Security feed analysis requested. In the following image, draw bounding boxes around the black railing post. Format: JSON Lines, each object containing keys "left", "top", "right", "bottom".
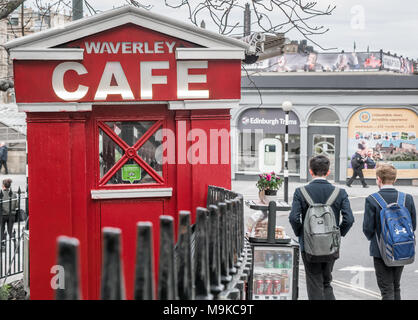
{"left": 208, "top": 205, "right": 223, "bottom": 297}
{"left": 177, "top": 211, "right": 194, "bottom": 300}
{"left": 267, "top": 201, "right": 277, "bottom": 244}
{"left": 8, "top": 189, "right": 12, "bottom": 269}
{"left": 25, "top": 185, "right": 29, "bottom": 230}
{"left": 134, "top": 222, "right": 155, "bottom": 300}
{"left": 232, "top": 199, "right": 241, "bottom": 269}
{"left": 218, "top": 202, "right": 232, "bottom": 284}
{"left": 225, "top": 200, "right": 237, "bottom": 275}
{"left": 194, "top": 207, "right": 213, "bottom": 300}
{"left": 55, "top": 236, "right": 81, "bottom": 300}
{"left": 158, "top": 216, "right": 177, "bottom": 300}
{"left": 237, "top": 196, "right": 243, "bottom": 260}
{"left": 101, "top": 227, "right": 125, "bottom": 300}
{"left": 0, "top": 190, "right": 3, "bottom": 277}
{"left": 16, "top": 187, "right": 21, "bottom": 273}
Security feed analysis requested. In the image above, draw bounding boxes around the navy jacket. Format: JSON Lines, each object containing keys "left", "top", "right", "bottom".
{"left": 0, "top": 146, "right": 7, "bottom": 161}
{"left": 363, "top": 188, "right": 416, "bottom": 258}
{"left": 289, "top": 179, "right": 355, "bottom": 252}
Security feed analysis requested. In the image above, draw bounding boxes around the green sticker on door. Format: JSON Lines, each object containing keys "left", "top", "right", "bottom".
{"left": 122, "top": 164, "right": 141, "bottom": 184}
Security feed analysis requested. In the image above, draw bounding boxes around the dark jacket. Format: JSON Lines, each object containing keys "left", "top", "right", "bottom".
{"left": 363, "top": 188, "right": 416, "bottom": 258}
{"left": 351, "top": 152, "right": 365, "bottom": 170}
{"left": 289, "top": 179, "right": 355, "bottom": 252}
{"left": 0, "top": 146, "right": 7, "bottom": 162}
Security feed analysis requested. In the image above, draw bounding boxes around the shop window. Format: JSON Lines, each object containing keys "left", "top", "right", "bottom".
{"left": 98, "top": 120, "right": 164, "bottom": 186}
{"left": 309, "top": 108, "right": 340, "bottom": 125}
{"left": 238, "top": 132, "right": 300, "bottom": 174}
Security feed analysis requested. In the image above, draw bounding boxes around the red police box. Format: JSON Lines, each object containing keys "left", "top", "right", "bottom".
{"left": 5, "top": 6, "right": 247, "bottom": 299}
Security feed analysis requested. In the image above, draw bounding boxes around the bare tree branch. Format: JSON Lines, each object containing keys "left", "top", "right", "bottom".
{"left": 0, "top": 0, "right": 25, "bottom": 20}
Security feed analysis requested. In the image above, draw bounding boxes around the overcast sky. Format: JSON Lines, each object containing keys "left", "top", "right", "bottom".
{"left": 29, "top": 0, "right": 418, "bottom": 59}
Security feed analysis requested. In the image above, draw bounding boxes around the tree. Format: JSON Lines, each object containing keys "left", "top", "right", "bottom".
{"left": 0, "top": 0, "right": 25, "bottom": 20}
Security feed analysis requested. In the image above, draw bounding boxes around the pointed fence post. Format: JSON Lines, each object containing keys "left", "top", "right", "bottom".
{"left": 158, "top": 216, "right": 177, "bottom": 300}
{"left": 208, "top": 205, "right": 223, "bottom": 297}
{"left": 225, "top": 200, "right": 237, "bottom": 275}
{"left": 176, "top": 211, "right": 194, "bottom": 299}
{"left": 134, "top": 222, "right": 155, "bottom": 300}
{"left": 101, "top": 227, "right": 125, "bottom": 300}
{"left": 194, "top": 207, "right": 213, "bottom": 300}
{"left": 0, "top": 190, "right": 3, "bottom": 277}
{"left": 25, "top": 185, "right": 29, "bottom": 230}
{"left": 218, "top": 202, "right": 231, "bottom": 284}
{"left": 55, "top": 236, "right": 81, "bottom": 300}
{"left": 233, "top": 199, "right": 242, "bottom": 268}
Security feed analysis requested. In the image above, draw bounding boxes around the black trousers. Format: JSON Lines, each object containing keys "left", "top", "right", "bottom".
{"left": 0, "top": 215, "right": 15, "bottom": 244}
{"left": 373, "top": 257, "right": 404, "bottom": 300}
{"left": 347, "top": 168, "right": 367, "bottom": 186}
{"left": 302, "top": 252, "right": 336, "bottom": 300}
{"left": 0, "top": 160, "right": 8, "bottom": 174}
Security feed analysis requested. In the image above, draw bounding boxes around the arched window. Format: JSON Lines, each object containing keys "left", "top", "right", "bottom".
{"left": 309, "top": 108, "right": 340, "bottom": 125}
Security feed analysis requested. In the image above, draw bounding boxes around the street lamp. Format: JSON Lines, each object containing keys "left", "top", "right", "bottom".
{"left": 281, "top": 101, "right": 293, "bottom": 204}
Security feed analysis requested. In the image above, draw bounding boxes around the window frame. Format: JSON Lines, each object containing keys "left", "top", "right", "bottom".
{"left": 95, "top": 115, "right": 168, "bottom": 189}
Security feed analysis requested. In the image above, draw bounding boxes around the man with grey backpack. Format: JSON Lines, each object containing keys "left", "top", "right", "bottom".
{"left": 289, "top": 155, "right": 354, "bottom": 300}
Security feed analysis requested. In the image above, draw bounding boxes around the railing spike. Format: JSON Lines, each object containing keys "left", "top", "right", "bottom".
{"left": 55, "top": 236, "right": 81, "bottom": 300}
{"left": 101, "top": 227, "right": 125, "bottom": 300}
{"left": 134, "top": 222, "right": 155, "bottom": 300}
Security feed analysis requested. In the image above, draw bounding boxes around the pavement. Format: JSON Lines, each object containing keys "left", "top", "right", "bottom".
{"left": 233, "top": 179, "right": 418, "bottom": 300}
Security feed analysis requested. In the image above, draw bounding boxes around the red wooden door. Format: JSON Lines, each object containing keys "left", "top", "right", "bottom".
{"left": 91, "top": 105, "right": 176, "bottom": 299}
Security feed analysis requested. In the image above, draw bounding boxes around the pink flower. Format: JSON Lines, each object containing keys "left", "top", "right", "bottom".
{"left": 266, "top": 174, "right": 271, "bottom": 181}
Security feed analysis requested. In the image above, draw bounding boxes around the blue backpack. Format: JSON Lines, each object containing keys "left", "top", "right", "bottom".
{"left": 371, "top": 192, "right": 415, "bottom": 266}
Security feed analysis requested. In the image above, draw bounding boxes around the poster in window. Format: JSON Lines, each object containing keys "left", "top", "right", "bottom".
{"left": 347, "top": 108, "right": 418, "bottom": 179}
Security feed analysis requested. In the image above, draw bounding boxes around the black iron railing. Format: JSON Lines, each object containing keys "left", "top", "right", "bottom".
{"left": 54, "top": 185, "right": 252, "bottom": 300}
{"left": 0, "top": 186, "right": 29, "bottom": 280}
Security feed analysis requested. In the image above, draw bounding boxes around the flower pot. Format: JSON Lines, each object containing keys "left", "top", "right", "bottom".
{"left": 263, "top": 189, "right": 277, "bottom": 204}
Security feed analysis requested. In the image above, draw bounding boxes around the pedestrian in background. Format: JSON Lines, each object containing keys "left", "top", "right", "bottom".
{"left": 363, "top": 163, "right": 416, "bottom": 300}
{"left": 289, "top": 155, "right": 354, "bottom": 300}
{"left": 0, "top": 142, "right": 8, "bottom": 174}
{"left": 1, "top": 178, "right": 17, "bottom": 251}
{"left": 346, "top": 143, "right": 368, "bottom": 188}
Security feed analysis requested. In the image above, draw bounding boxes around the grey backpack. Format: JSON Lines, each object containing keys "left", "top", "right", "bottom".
{"left": 300, "top": 186, "right": 341, "bottom": 262}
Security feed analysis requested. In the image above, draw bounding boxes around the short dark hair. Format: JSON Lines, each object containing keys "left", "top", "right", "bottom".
{"left": 2, "top": 178, "right": 12, "bottom": 189}
{"left": 309, "top": 155, "right": 330, "bottom": 176}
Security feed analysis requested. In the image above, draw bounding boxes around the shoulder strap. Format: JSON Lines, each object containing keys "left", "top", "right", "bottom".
{"left": 299, "top": 186, "right": 314, "bottom": 206}
{"left": 397, "top": 192, "right": 406, "bottom": 207}
{"left": 370, "top": 192, "right": 387, "bottom": 209}
{"left": 326, "top": 187, "right": 340, "bottom": 206}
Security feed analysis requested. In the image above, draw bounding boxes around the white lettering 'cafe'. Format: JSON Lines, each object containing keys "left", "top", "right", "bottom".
{"left": 51, "top": 60, "right": 209, "bottom": 101}
{"left": 84, "top": 41, "right": 177, "bottom": 54}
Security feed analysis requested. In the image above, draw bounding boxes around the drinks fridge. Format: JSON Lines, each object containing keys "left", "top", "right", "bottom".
{"left": 249, "top": 241, "right": 299, "bottom": 300}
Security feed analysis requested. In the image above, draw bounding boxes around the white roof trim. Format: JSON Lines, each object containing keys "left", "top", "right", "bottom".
{"left": 17, "top": 103, "right": 92, "bottom": 112}
{"left": 168, "top": 99, "right": 240, "bottom": 110}
{"left": 4, "top": 6, "right": 248, "bottom": 51}
{"left": 10, "top": 48, "right": 84, "bottom": 60}
{"left": 176, "top": 48, "right": 245, "bottom": 60}
{"left": 91, "top": 188, "right": 173, "bottom": 199}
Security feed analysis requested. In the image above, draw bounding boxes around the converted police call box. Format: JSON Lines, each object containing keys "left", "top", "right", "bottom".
{"left": 5, "top": 6, "right": 247, "bottom": 299}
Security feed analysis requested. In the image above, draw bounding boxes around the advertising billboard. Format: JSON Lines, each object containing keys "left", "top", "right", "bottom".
{"left": 347, "top": 108, "right": 418, "bottom": 179}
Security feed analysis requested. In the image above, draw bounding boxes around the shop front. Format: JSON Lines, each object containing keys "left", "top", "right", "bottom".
{"left": 238, "top": 73, "right": 418, "bottom": 184}
{"left": 6, "top": 6, "right": 247, "bottom": 299}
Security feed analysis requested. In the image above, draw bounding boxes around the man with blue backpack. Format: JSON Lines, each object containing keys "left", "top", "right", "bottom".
{"left": 363, "top": 163, "right": 416, "bottom": 300}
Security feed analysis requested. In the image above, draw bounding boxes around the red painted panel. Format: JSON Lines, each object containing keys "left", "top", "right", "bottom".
{"left": 28, "top": 120, "right": 73, "bottom": 300}
{"left": 100, "top": 199, "right": 166, "bottom": 300}
{"left": 189, "top": 109, "right": 232, "bottom": 213}
{"left": 13, "top": 24, "right": 241, "bottom": 103}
